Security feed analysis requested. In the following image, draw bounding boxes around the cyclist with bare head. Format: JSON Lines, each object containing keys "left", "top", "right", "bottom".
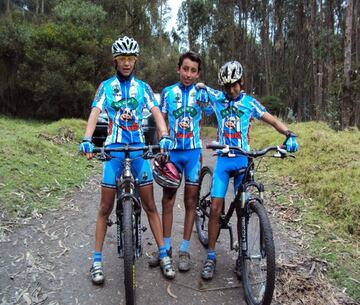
{"left": 149, "top": 51, "right": 213, "bottom": 272}
{"left": 79, "top": 36, "right": 175, "bottom": 284}
{"left": 197, "top": 60, "right": 299, "bottom": 280}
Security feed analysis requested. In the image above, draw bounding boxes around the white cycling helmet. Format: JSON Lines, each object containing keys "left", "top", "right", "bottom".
{"left": 112, "top": 36, "right": 140, "bottom": 57}
{"left": 218, "top": 61, "right": 243, "bottom": 85}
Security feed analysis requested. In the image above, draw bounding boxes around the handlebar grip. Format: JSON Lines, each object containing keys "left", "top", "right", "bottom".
{"left": 206, "top": 143, "right": 226, "bottom": 150}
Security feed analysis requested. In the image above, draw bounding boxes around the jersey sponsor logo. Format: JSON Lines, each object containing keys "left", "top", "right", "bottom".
{"left": 120, "top": 107, "right": 133, "bottom": 122}
{"left": 111, "top": 98, "right": 139, "bottom": 111}
{"left": 178, "top": 116, "right": 191, "bottom": 130}
{"left": 173, "top": 106, "right": 197, "bottom": 119}
{"left": 112, "top": 84, "right": 121, "bottom": 96}
{"left": 120, "top": 123, "right": 139, "bottom": 131}
{"left": 220, "top": 106, "right": 244, "bottom": 119}
{"left": 175, "top": 131, "right": 194, "bottom": 138}
{"left": 224, "top": 132, "right": 241, "bottom": 139}
{"left": 224, "top": 116, "right": 237, "bottom": 129}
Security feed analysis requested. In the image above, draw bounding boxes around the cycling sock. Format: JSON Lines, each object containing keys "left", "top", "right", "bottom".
{"left": 164, "top": 237, "right": 172, "bottom": 251}
{"left": 93, "top": 251, "right": 102, "bottom": 265}
{"left": 159, "top": 245, "right": 167, "bottom": 259}
{"left": 179, "top": 239, "right": 190, "bottom": 252}
{"left": 207, "top": 249, "right": 216, "bottom": 261}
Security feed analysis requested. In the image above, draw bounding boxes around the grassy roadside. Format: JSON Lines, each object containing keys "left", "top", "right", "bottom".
{"left": 0, "top": 116, "right": 95, "bottom": 218}
{"left": 205, "top": 122, "right": 360, "bottom": 300}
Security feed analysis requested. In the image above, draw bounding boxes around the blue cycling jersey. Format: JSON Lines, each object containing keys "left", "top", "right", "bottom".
{"left": 160, "top": 82, "right": 213, "bottom": 150}
{"left": 92, "top": 74, "right": 158, "bottom": 146}
{"left": 205, "top": 86, "right": 267, "bottom": 151}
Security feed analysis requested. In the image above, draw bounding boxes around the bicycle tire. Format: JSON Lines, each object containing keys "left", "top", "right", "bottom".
{"left": 195, "top": 166, "right": 213, "bottom": 248}
{"left": 122, "top": 198, "right": 136, "bottom": 305}
{"left": 241, "top": 199, "right": 275, "bottom": 305}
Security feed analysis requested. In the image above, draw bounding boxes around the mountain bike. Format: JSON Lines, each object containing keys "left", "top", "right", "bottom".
{"left": 93, "top": 144, "right": 159, "bottom": 305}
{"left": 195, "top": 143, "right": 293, "bottom": 305}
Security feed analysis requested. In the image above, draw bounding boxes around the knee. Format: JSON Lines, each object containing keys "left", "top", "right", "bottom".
{"left": 210, "top": 203, "right": 223, "bottom": 217}
{"left": 142, "top": 200, "right": 158, "bottom": 215}
{"left": 184, "top": 193, "right": 197, "bottom": 209}
{"left": 98, "top": 201, "right": 113, "bottom": 218}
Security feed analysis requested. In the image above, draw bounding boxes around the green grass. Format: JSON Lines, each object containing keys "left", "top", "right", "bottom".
{"left": 203, "top": 121, "right": 360, "bottom": 300}
{"left": 0, "top": 116, "right": 94, "bottom": 218}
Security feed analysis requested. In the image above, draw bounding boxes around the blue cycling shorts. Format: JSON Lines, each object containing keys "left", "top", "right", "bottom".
{"left": 169, "top": 149, "right": 202, "bottom": 185}
{"left": 101, "top": 143, "right": 153, "bottom": 189}
{"left": 211, "top": 155, "right": 248, "bottom": 198}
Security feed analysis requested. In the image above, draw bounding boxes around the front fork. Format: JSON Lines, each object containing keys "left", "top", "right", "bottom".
{"left": 237, "top": 183, "right": 265, "bottom": 258}
{"left": 115, "top": 189, "right": 143, "bottom": 258}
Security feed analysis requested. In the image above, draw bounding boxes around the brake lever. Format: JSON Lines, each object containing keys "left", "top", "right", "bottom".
{"left": 273, "top": 146, "right": 288, "bottom": 158}
{"left": 143, "top": 151, "right": 154, "bottom": 159}
{"left": 96, "top": 152, "right": 112, "bottom": 161}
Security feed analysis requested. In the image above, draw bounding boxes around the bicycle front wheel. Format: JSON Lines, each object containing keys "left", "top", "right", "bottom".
{"left": 122, "top": 198, "right": 136, "bottom": 305}
{"left": 241, "top": 199, "right": 275, "bottom": 305}
{"left": 195, "top": 166, "right": 213, "bottom": 248}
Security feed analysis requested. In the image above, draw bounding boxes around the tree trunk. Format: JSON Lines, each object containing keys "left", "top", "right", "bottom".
{"left": 311, "top": 0, "right": 319, "bottom": 120}
{"left": 342, "top": 0, "right": 353, "bottom": 129}
{"left": 355, "top": 0, "right": 360, "bottom": 127}
{"left": 6, "top": 0, "right": 11, "bottom": 14}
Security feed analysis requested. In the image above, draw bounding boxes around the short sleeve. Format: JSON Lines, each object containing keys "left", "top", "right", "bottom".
{"left": 144, "top": 83, "right": 158, "bottom": 110}
{"left": 160, "top": 89, "right": 168, "bottom": 113}
{"left": 91, "top": 82, "right": 106, "bottom": 111}
{"left": 251, "top": 98, "right": 267, "bottom": 119}
{"left": 205, "top": 86, "right": 226, "bottom": 104}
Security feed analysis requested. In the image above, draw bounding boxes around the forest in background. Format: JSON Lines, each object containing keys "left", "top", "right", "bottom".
{"left": 0, "top": 0, "right": 359, "bottom": 130}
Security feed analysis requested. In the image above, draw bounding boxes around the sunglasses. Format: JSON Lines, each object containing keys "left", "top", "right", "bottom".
{"left": 115, "top": 56, "right": 137, "bottom": 64}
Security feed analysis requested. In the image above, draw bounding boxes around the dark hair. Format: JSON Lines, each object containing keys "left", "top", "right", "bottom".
{"left": 178, "top": 51, "right": 201, "bottom": 71}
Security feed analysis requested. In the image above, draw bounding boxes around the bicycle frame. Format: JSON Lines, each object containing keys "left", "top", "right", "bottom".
{"left": 206, "top": 158, "right": 265, "bottom": 251}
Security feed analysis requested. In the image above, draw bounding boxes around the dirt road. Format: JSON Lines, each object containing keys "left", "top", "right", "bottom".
{"left": 0, "top": 141, "right": 358, "bottom": 305}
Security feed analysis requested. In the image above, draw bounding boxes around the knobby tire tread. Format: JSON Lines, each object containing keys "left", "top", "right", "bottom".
{"left": 195, "top": 166, "right": 213, "bottom": 248}
{"left": 242, "top": 200, "right": 275, "bottom": 305}
{"left": 123, "top": 198, "right": 136, "bottom": 305}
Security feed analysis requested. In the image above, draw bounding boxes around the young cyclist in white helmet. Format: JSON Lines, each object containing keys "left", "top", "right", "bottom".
{"left": 197, "top": 60, "right": 299, "bottom": 280}
{"left": 79, "top": 36, "right": 176, "bottom": 284}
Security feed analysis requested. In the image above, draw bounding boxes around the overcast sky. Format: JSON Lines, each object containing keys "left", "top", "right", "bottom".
{"left": 166, "top": 0, "right": 183, "bottom": 32}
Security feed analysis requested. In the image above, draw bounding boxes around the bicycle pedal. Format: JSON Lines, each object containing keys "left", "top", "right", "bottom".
{"left": 233, "top": 241, "right": 239, "bottom": 251}
{"left": 141, "top": 225, "right": 147, "bottom": 232}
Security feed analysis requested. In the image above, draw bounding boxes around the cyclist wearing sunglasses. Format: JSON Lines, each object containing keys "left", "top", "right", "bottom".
{"left": 197, "top": 60, "right": 299, "bottom": 280}
{"left": 79, "top": 36, "right": 175, "bottom": 284}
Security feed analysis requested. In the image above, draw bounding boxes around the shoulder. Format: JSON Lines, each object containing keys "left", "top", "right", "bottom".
{"left": 102, "top": 75, "right": 117, "bottom": 86}
{"left": 164, "top": 83, "right": 179, "bottom": 92}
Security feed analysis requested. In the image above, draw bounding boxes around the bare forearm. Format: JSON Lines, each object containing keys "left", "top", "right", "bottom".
{"left": 262, "top": 112, "right": 289, "bottom": 136}
{"left": 84, "top": 107, "right": 101, "bottom": 138}
{"left": 151, "top": 107, "right": 169, "bottom": 137}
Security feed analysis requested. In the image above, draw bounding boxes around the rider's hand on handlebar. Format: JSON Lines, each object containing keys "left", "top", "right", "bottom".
{"left": 283, "top": 131, "right": 299, "bottom": 152}
{"left": 159, "top": 136, "right": 174, "bottom": 152}
{"left": 79, "top": 137, "right": 95, "bottom": 159}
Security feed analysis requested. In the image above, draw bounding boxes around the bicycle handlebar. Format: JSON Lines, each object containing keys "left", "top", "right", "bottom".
{"left": 93, "top": 144, "right": 160, "bottom": 154}
{"left": 206, "top": 143, "right": 289, "bottom": 158}
{"left": 93, "top": 144, "right": 161, "bottom": 161}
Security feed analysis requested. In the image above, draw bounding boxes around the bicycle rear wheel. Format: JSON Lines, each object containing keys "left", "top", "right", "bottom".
{"left": 122, "top": 198, "right": 136, "bottom": 305}
{"left": 241, "top": 199, "right": 275, "bottom": 305}
{"left": 195, "top": 166, "right": 213, "bottom": 248}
